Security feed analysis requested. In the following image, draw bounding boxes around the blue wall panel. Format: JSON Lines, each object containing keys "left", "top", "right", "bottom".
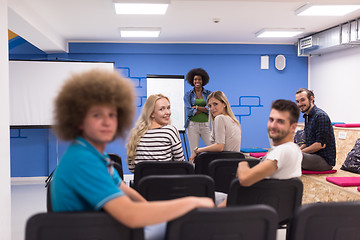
{"left": 9, "top": 42, "right": 308, "bottom": 177}
{"left": 9, "top": 36, "right": 47, "bottom": 59}
{"left": 10, "top": 129, "right": 49, "bottom": 177}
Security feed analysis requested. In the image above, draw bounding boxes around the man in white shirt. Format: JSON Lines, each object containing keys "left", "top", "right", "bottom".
{"left": 236, "top": 99, "right": 302, "bottom": 186}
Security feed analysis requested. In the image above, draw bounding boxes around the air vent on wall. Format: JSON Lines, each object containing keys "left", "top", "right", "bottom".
{"left": 298, "top": 17, "right": 360, "bottom": 56}
{"left": 341, "top": 20, "right": 360, "bottom": 45}
{"left": 299, "top": 36, "right": 313, "bottom": 49}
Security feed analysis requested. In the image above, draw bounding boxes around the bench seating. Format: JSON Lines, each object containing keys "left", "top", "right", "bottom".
{"left": 301, "top": 167, "right": 360, "bottom": 204}
{"left": 298, "top": 124, "right": 360, "bottom": 204}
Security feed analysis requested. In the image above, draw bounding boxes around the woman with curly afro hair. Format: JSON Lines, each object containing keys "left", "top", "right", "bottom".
{"left": 50, "top": 69, "right": 214, "bottom": 239}
{"left": 184, "top": 68, "right": 212, "bottom": 155}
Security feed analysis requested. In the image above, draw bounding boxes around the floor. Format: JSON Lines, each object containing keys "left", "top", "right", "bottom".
{"left": 11, "top": 177, "right": 286, "bottom": 240}
{"left": 11, "top": 179, "right": 46, "bottom": 240}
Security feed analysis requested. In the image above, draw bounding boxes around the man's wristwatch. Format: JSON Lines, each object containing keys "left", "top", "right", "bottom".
{"left": 193, "top": 146, "right": 199, "bottom": 154}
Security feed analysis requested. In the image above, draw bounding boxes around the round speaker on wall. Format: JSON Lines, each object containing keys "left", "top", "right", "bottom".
{"left": 275, "top": 55, "right": 286, "bottom": 70}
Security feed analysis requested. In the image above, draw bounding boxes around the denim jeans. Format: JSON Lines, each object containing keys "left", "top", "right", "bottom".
{"left": 144, "top": 222, "right": 167, "bottom": 240}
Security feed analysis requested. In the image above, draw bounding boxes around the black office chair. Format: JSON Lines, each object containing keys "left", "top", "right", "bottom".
{"left": 46, "top": 182, "right": 53, "bottom": 212}
{"left": 227, "top": 177, "right": 303, "bottom": 227}
{"left": 25, "top": 212, "right": 144, "bottom": 240}
{"left": 108, "top": 153, "right": 124, "bottom": 180}
{"left": 194, "top": 151, "right": 245, "bottom": 175}
{"left": 137, "top": 175, "right": 215, "bottom": 202}
{"left": 45, "top": 153, "right": 123, "bottom": 187}
{"left": 166, "top": 205, "right": 278, "bottom": 240}
{"left": 287, "top": 201, "right": 360, "bottom": 240}
{"left": 208, "top": 158, "right": 260, "bottom": 193}
{"left": 132, "top": 161, "right": 194, "bottom": 189}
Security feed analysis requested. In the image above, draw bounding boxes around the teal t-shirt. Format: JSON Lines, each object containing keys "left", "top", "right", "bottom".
{"left": 51, "top": 137, "right": 124, "bottom": 211}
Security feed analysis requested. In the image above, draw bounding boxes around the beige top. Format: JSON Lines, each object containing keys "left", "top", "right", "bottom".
{"left": 211, "top": 115, "right": 241, "bottom": 151}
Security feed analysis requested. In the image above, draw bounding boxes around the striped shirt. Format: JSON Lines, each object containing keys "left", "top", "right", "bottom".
{"left": 128, "top": 125, "right": 185, "bottom": 172}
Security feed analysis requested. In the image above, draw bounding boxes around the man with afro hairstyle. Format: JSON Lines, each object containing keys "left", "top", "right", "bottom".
{"left": 50, "top": 69, "right": 214, "bottom": 239}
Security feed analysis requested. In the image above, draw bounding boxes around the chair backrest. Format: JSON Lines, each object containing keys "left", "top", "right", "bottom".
{"left": 208, "top": 158, "right": 260, "bottom": 193}
{"left": 133, "top": 161, "right": 194, "bottom": 188}
{"left": 227, "top": 177, "right": 303, "bottom": 226}
{"left": 194, "top": 151, "right": 245, "bottom": 175}
{"left": 46, "top": 182, "right": 53, "bottom": 212}
{"left": 137, "top": 175, "right": 215, "bottom": 202}
{"left": 166, "top": 205, "right": 278, "bottom": 240}
{"left": 287, "top": 201, "right": 360, "bottom": 240}
{"left": 26, "top": 212, "right": 144, "bottom": 240}
{"left": 108, "top": 153, "right": 124, "bottom": 180}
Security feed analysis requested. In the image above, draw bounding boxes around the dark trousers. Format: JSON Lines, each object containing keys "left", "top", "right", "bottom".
{"left": 302, "top": 153, "right": 333, "bottom": 171}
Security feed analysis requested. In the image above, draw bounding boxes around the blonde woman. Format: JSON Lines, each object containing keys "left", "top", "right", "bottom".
{"left": 190, "top": 91, "right": 241, "bottom": 163}
{"left": 127, "top": 94, "right": 185, "bottom": 172}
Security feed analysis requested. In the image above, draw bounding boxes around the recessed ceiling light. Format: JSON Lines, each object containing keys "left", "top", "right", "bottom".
{"left": 256, "top": 29, "right": 304, "bottom": 38}
{"left": 295, "top": 4, "right": 360, "bottom": 16}
{"left": 119, "top": 28, "right": 161, "bottom": 38}
{"left": 114, "top": 1, "right": 169, "bottom": 15}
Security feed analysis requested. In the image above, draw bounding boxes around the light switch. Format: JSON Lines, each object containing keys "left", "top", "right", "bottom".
{"left": 261, "top": 55, "right": 269, "bottom": 69}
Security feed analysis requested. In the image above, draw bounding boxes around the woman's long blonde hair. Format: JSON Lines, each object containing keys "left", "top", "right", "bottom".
{"left": 126, "top": 94, "right": 170, "bottom": 163}
{"left": 207, "top": 91, "right": 240, "bottom": 127}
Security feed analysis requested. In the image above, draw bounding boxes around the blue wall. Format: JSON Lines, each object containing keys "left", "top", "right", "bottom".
{"left": 9, "top": 35, "right": 47, "bottom": 59}
{"left": 9, "top": 42, "right": 308, "bottom": 177}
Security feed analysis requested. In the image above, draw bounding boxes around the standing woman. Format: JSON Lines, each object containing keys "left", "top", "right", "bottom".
{"left": 190, "top": 91, "right": 241, "bottom": 162}
{"left": 127, "top": 94, "right": 185, "bottom": 172}
{"left": 184, "top": 68, "right": 212, "bottom": 155}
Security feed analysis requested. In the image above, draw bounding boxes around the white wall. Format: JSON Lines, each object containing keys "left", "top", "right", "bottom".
{"left": 310, "top": 46, "right": 360, "bottom": 123}
{"left": 0, "top": 0, "right": 12, "bottom": 239}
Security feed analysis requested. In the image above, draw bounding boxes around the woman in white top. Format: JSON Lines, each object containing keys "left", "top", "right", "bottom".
{"left": 127, "top": 94, "right": 185, "bottom": 172}
{"left": 190, "top": 91, "right": 241, "bottom": 162}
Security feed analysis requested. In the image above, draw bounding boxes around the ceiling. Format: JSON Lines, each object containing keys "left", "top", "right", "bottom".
{"left": 7, "top": 0, "right": 360, "bottom": 53}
